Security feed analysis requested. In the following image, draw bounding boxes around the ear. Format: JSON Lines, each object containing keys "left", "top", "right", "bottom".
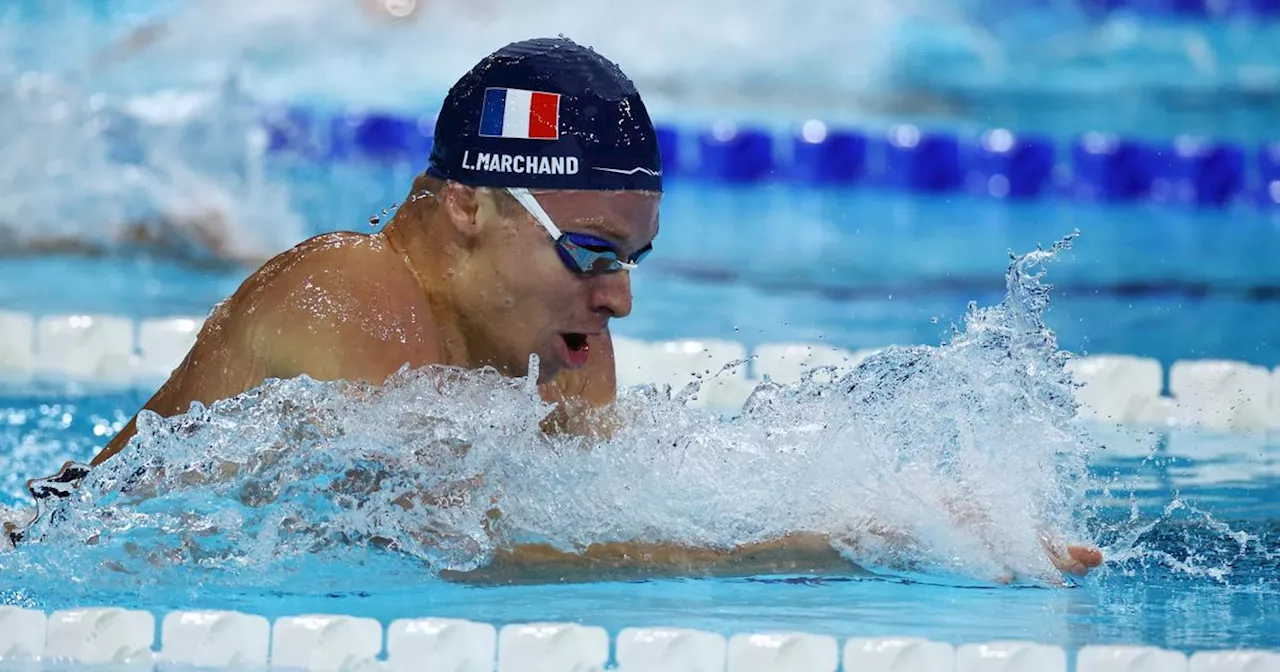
{"left": 441, "top": 181, "right": 481, "bottom": 238}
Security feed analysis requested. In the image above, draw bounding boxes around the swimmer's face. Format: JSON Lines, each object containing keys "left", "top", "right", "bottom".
{"left": 456, "top": 186, "right": 660, "bottom": 383}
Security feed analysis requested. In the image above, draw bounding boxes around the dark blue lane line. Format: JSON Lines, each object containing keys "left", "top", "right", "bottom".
{"left": 651, "top": 262, "right": 1280, "bottom": 302}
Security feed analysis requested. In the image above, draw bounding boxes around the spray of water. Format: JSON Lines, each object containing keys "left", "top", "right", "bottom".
{"left": 0, "top": 69, "right": 305, "bottom": 266}
{"left": 0, "top": 2, "right": 306, "bottom": 266}
{"left": 0, "top": 233, "right": 1119, "bottom": 592}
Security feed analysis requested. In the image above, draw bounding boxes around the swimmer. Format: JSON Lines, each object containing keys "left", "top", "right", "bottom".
{"left": 18, "top": 37, "right": 1103, "bottom": 583}
{"left": 0, "top": 211, "right": 259, "bottom": 269}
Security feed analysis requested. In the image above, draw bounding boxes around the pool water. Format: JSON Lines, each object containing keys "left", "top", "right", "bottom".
{"left": 0, "top": 386, "right": 1277, "bottom": 652}
{"left": 4, "top": 0, "right": 1280, "bottom": 661}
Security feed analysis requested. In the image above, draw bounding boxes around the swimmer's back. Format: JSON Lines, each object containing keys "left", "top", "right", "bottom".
{"left": 91, "top": 231, "right": 442, "bottom": 465}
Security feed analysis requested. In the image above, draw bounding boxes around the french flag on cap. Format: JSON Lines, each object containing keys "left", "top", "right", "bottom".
{"left": 479, "top": 87, "right": 561, "bottom": 140}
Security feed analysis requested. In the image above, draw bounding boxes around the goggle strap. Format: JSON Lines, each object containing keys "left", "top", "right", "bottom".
{"left": 508, "top": 186, "right": 638, "bottom": 272}
{"left": 507, "top": 187, "right": 564, "bottom": 239}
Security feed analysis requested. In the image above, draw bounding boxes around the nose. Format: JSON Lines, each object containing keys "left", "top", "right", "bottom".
{"left": 589, "top": 270, "right": 633, "bottom": 319}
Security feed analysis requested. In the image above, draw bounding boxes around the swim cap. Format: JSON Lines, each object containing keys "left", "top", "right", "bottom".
{"left": 425, "top": 37, "right": 663, "bottom": 192}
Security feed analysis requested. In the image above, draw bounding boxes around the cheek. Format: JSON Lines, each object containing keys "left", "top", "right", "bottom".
{"left": 488, "top": 248, "right": 572, "bottom": 313}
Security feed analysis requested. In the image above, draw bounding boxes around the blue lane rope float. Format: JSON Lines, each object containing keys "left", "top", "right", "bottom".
{"left": 253, "top": 105, "right": 1280, "bottom": 210}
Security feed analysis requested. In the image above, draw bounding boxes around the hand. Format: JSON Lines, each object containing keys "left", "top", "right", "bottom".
{"left": 1039, "top": 528, "right": 1104, "bottom": 577}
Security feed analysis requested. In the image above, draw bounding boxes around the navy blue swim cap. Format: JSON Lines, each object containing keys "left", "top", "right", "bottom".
{"left": 425, "top": 37, "right": 662, "bottom": 192}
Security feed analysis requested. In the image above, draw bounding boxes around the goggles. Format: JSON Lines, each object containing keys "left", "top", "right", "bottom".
{"left": 507, "top": 187, "right": 652, "bottom": 275}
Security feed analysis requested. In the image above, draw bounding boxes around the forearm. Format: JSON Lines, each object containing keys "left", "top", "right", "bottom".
{"left": 441, "top": 533, "right": 864, "bottom": 585}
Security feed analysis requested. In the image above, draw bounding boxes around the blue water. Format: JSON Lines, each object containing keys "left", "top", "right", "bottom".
{"left": 3, "top": 0, "right": 1280, "bottom": 659}
{"left": 0, "top": 385, "right": 1277, "bottom": 652}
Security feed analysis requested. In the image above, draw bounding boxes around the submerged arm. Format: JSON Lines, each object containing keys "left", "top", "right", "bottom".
{"left": 442, "top": 531, "right": 1103, "bottom": 586}
{"left": 441, "top": 532, "right": 861, "bottom": 585}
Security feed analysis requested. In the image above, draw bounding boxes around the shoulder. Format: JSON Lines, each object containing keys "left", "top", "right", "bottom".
{"left": 233, "top": 232, "right": 415, "bottom": 313}
{"left": 246, "top": 231, "right": 389, "bottom": 293}
{"left": 223, "top": 232, "right": 440, "bottom": 381}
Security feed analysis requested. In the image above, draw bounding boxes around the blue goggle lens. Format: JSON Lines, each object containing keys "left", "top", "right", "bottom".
{"left": 555, "top": 232, "right": 652, "bottom": 274}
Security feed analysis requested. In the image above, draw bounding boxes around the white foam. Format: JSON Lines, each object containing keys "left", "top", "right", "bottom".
{"left": 726, "top": 632, "right": 839, "bottom": 672}
{"left": 497, "top": 622, "right": 609, "bottom": 672}
{"left": 0, "top": 607, "right": 46, "bottom": 662}
{"left": 1169, "top": 360, "right": 1272, "bottom": 431}
{"left": 841, "top": 637, "right": 955, "bottom": 671}
{"left": 386, "top": 618, "right": 496, "bottom": 672}
{"left": 1077, "top": 645, "right": 1188, "bottom": 672}
{"left": 955, "top": 641, "right": 1066, "bottom": 672}
{"left": 44, "top": 607, "right": 154, "bottom": 665}
{"left": 0, "top": 310, "right": 34, "bottom": 381}
{"left": 1065, "top": 355, "right": 1163, "bottom": 424}
{"left": 616, "top": 627, "right": 726, "bottom": 672}
{"left": 159, "top": 610, "right": 271, "bottom": 669}
{"left": 271, "top": 614, "right": 383, "bottom": 672}
{"left": 34, "top": 314, "right": 137, "bottom": 383}
{"left": 1189, "top": 650, "right": 1280, "bottom": 671}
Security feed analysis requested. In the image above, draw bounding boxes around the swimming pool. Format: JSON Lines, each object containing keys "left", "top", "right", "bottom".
{"left": 3, "top": 0, "right": 1280, "bottom": 669}
{"left": 2, "top": 380, "right": 1278, "bottom": 651}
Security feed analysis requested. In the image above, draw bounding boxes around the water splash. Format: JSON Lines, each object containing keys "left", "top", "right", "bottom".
{"left": 1096, "top": 496, "right": 1276, "bottom": 585}
{"left": 0, "top": 233, "right": 1121, "bottom": 592}
{"left": 0, "top": 69, "right": 304, "bottom": 266}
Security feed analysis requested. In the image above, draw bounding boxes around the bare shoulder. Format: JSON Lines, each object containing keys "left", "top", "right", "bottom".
{"left": 88, "top": 232, "right": 435, "bottom": 465}
{"left": 226, "top": 232, "right": 441, "bottom": 383}
{"left": 240, "top": 231, "right": 391, "bottom": 294}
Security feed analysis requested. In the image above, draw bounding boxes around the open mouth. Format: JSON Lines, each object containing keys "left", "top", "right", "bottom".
{"left": 562, "top": 333, "right": 589, "bottom": 353}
